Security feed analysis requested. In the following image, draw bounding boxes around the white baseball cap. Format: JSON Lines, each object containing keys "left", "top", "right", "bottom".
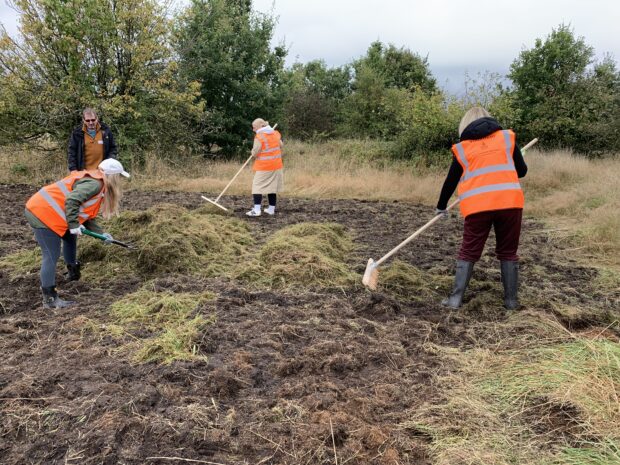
{"left": 98, "top": 158, "right": 130, "bottom": 178}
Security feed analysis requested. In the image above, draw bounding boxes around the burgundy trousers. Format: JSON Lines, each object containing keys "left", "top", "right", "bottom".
{"left": 458, "top": 208, "right": 522, "bottom": 262}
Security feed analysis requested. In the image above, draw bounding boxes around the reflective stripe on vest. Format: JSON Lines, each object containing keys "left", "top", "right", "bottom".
{"left": 25, "top": 170, "right": 104, "bottom": 236}
{"left": 452, "top": 129, "right": 524, "bottom": 217}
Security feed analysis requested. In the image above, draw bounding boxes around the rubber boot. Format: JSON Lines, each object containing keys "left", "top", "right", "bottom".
{"left": 66, "top": 261, "right": 81, "bottom": 281}
{"left": 441, "top": 260, "right": 474, "bottom": 308}
{"left": 500, "top": 260, "right": 519, "bottom": 310}
{"left": 41, "top": 286, "right": 75, "bottom": 309}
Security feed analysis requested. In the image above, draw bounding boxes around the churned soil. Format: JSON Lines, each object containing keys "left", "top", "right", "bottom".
{"left": 0, "top": 184, "right": 617, "bottom": 465}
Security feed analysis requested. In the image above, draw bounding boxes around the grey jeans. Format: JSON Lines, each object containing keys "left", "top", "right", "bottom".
{"left": 32, "top": 228, "right": 77, "bottom": 288}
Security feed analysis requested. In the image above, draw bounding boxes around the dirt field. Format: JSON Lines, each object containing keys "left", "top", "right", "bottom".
{"left": 1, "top": 184, "right": 618, "bottom": 465}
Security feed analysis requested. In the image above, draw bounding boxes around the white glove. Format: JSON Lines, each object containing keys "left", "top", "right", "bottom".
{"left": 435, "top": 208, "right": 448, "bottom": 218}
{"left": 102, "top": 232, "right": 114, "bottom": 244}
{"left": 70, "top": 225, "right": 85, "bottom": 235}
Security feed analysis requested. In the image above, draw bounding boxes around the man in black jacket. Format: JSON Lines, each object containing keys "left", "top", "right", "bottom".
{"left": 67, "top": 108, "right": 118, "bottom": 171}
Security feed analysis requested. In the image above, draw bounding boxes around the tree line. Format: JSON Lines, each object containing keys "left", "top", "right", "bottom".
{"left": 0, "top": 0, "right": 618, "bottom": 164}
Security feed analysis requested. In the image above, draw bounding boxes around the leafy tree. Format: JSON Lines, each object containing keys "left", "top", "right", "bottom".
{"left": 392, "top": 89, "right": 461, "bottom": 164}
{"left": 0, "top": 0, "right": 204, "bottom": 162}
{"left": 356, "top": 41, "right": 437, "bottom": 93}
{"left": 281, "top": 60, "right": 352, "bottom": 140}
{"left": 340, "top": 41, "right": 438, "bottom": 139}
{"left": 508, "top": 24, "right": 620, "bottom": 154}
{"left": 174, "top": 0, "right": 287, "bottom": 155}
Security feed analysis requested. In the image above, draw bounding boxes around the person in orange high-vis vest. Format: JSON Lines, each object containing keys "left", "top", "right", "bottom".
{"left": 435, "top": 107, "right": 528, "bottom": 309}
{"left": 246, "top": 118, "right": 284, "bottom": 217}
{"left": 24, "top": 159, "right": 130, "bottom": 309}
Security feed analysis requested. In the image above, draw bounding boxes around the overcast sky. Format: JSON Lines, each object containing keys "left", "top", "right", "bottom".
{"left": 2, "top": 0, "right": 618, "bottom": 93}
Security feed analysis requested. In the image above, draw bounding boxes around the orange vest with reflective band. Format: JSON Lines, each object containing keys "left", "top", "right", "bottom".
{"left": 25, "top": 170, "right": 105, "bottom": 236}
{"left": 253, "top": 129, "right": 283, "bottom": 171}
{"left": 452, "top": 129, "right": 524, "bottom": 218}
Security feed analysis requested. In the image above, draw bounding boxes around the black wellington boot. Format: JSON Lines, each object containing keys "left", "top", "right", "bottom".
{"left": 500, "top": 260, "right": 519, "bottom": 310}
{"left": 41, "top": 287, "right": 75, "bottom": 309}
{"left": 441, "top": 260, "right": 474, "bottom": 308}
{"left": 66, "top": 261, "right": 81, "bottom": 281}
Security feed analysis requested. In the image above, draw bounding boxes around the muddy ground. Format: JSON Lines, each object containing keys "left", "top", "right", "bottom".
{"left": 0, "top": 184, "right": 618, "bottom": 465}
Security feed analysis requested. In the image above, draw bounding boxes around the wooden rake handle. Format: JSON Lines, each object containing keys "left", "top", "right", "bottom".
{"left": 374, "top": 137, "right": 539, "bottom": 268}
{"left": 374, "top": 198, "right": 460, "bottom": 267}
{"left": 214, "top": 154, "right": 253, "bottom": 203}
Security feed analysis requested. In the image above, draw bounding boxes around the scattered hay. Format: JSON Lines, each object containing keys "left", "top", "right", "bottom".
{"left": 0, "top": 248, "right": 41, "bottom": 279}
{"left": 79, "top": 203, "right": 253, "bottom": 281}
{"left": 109, "top": 286, "right": 214, "bottom": 329}
{"left": 106, "top": 284, "right": 215, "bottom": 364}
{"left": 379, "top": 260, "right": 451, "bottom": 301}
{"left": 411, "top": 337, "right": 620, "bottom": 465}
{"left": 237, "top": 222, "right": 357, "bottom": 288}
{"left": 133, "top": 315, "right": 210, "bottom": 364}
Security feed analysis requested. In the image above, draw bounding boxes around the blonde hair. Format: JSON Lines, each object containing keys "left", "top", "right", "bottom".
{"left": 100, "top": 173, "right": 123, "bottom": 219}
{"left": 252, "top": 118, "right": 269, "bottom": 129}
{"left": 458, "top": 106, "right": 491, "bottom": 137}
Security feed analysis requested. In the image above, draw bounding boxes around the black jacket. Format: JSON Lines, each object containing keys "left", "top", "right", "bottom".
{"left": 67, "top": 122, "right": 118, "bottom": 171}
{"left": 436, "top": 118, "right": 527, "bottom": 210}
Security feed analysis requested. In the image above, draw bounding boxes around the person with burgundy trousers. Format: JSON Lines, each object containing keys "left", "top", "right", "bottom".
{"left": 436, "top": 107, "right": 528, "bottom": 309}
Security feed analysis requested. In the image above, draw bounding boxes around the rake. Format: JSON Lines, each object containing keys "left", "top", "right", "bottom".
{"left": 362, "top": 137, "right": 539, "bottom": 290}
{"left": 202, "top": 123, "right": 277, "bottom": 211}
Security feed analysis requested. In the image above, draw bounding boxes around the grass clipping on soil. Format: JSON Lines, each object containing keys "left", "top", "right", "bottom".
{"left": 107, "top": 285, "right": 215, "bottom": 364}
{"left": 408, "top": 321, "right": 620, "bottom": 465}
{"left": 238, "top": 222, "right": 358, "bottom": 289}
{"left": 79, "top": 203, "right": 253, "bottom": 281}
{"left": 379, "top": 260, "right": 452, "bottom": 301}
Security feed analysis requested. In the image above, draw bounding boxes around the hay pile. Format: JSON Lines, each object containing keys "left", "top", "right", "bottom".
{"left": 238, "top": 222, "right": 358, "bottom": 288}
{"left": 80, "top": 204, "right": 253, "bottom": 281}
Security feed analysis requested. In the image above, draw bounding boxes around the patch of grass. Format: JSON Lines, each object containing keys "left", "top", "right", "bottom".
{"left": 238, "top": 222, "right": 358, "bottom": 288}
{"left": 379, "top": 260, "right": 451, "bottom": 301}
{"left": 0, "top": 248, "right": 41, "bottom": 279}
{"left": 106, "top": 284, "right": 215, "bottom": 364}
{"left": 80, "top": 203, "right": 253, "bottom": 281}
{"left": 411, "top": 325, "right": 620, "bottom": 465}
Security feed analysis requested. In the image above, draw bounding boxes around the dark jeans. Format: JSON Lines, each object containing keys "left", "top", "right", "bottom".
{"left": 253, "top": 193, "right": 276, "bottom": 206}
{"left": 458, "top": 208, "right": 522, "bottom": 262}
{"left": 32, "top": 228, "right": 77, "bottom": 287}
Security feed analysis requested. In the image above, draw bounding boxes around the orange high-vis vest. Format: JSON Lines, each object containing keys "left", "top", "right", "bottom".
{"left": 25, "top": 170, "right": 105, "bottom": 236}
{"left": 253, "top": 129, "right": 283, "bottom": 171}
{"left": 452, "top": 129, "right": 524, "bottom": 218}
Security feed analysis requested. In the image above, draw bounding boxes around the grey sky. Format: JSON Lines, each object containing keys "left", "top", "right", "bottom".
{"left": 2, "top": 0, "right": 618, "bottom": 93}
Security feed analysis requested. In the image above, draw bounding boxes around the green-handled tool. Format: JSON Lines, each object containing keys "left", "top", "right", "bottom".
{"left": 82, "top": 229, "right": 135, "bottom": 249}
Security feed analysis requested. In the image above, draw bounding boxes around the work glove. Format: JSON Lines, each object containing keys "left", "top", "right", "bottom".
{"left": 70, "top": 225, "right": 85, "bottom": 235}
{"left": 102, "top": 232, "right": 114, "bottom": 244}
{"left": 435, "top": 208, "right": 448, "bottom": 219}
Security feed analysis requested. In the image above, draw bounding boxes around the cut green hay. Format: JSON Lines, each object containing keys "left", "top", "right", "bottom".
{"left": 132, "top": 315, "right": 211, "bottom": 365}
{"left": 411, "top": 335, "right": 620, "bottom": 465}
{"left": 237, "top": 222, "right": 358, "bottom": 289}
{"left": 109, "top": 286, "right": 214, "bottom": 329}
{"left": 0, "top": 248, "right": 41, "bottom": 279}
{"left": 79, "top": 203, "right": 253, "bottom": 281}
{"left": 106, "top": 284, "right": 215, "bottom": 364}
{"left": 378, "top": 260, "right": 451, "bottom": 301}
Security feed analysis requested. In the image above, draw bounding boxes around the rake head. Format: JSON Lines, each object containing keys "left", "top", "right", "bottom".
{"left": 362, "top": 258, "right": 379, "bottom": 290}
{"left": 201, "top": 195, "right": 229, "bottom": 212}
